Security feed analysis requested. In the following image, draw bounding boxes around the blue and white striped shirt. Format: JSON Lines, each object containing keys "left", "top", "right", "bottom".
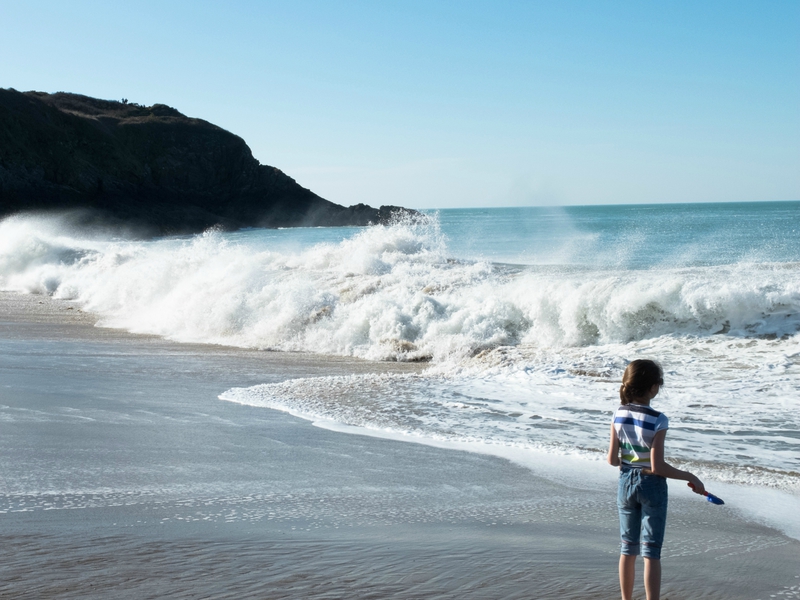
{"left": 613, "top": 403, "right": 669, "bottom": 469}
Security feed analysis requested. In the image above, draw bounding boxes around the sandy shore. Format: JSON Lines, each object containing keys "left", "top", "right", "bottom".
{"left": 1, "top": 291, "right": 798, "bottom": 599}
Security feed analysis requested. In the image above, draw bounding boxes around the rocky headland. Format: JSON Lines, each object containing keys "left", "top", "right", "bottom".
{"left": 0, "top": 88, "right": 412, "bottom": 234}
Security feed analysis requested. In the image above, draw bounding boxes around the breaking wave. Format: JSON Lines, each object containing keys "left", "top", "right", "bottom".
{"left": 1, "top": 212, "right": 799, "bottom": 362}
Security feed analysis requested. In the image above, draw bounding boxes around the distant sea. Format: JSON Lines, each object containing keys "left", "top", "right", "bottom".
{"left": 1, "top": 201, "right": 798, "bottom": 537}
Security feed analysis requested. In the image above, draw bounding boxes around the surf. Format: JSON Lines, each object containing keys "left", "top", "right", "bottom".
{"left": 1, "top": 212, "right": 799, "bottom": 363}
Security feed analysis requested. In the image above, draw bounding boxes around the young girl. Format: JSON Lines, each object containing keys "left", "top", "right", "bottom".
{"left": 607, "top": 359, "right": 705, "bottom": 600}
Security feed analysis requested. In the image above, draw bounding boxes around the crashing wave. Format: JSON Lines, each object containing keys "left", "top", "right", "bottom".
{"left": 1, "top": 213, "right": 799, "bottom": 361}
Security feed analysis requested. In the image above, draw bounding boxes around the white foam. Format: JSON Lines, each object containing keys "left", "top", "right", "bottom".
{"left": 220, "top": 374, "right": 800, "bottom": 541}
{"left": 1, "top": 213, "right": 799, "bottom": 363}
{"left": 218, "top": 351, "right": 800, "bottom": 485}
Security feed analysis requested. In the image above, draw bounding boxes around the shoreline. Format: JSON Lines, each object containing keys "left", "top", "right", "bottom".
{"left": 1, "top": 290, "right": 799, "bottom": 598}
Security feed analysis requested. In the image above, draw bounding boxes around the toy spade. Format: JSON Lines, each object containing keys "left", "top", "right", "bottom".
{"left": 688, "top": 483, "right": 724, "bottom": 505}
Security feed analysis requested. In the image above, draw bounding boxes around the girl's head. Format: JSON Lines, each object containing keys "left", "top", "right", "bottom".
{"left": 620, "top": 359, "right": 664, "bottom": 405}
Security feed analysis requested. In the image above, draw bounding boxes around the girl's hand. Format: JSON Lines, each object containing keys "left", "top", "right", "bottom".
{"left": 687, "top": 476, "right": 705, "bottom": 496}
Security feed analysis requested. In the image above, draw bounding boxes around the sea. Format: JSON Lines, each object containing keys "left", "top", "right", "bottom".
{"left": 1, "top": 201, "right": 799, "bottom": 539}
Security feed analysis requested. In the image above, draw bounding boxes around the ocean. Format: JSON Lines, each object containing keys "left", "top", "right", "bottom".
{"left": 1, "top": 201, "right": 798, "bottom": 540}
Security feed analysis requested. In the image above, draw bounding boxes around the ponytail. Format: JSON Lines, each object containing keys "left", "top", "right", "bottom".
{"left": 619, "top": 383, "right": 631, "bottom": 405}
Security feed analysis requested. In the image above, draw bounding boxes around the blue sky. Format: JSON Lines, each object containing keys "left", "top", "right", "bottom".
{"left": 2, "top": 1, "right": 798, "bottom": 208}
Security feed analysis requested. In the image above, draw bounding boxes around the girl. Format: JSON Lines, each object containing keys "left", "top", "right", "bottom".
{"left": 607, "top": 359, "right": 705, "bottom": 600}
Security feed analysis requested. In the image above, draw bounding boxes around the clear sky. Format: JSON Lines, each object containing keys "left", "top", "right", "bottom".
{"left": 2, "top": 1, "right": 798, "bottom": 209}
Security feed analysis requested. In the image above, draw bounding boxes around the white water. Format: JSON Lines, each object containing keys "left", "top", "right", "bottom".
{"left": 2, "top": 211, "right": 799, "bottom": 539}
{"left": 2, "top": 213, "right": 799, "bottom": 360}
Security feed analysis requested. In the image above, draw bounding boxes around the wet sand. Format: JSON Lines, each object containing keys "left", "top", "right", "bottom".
{"left": 1, "top": 291, "right": 798, "bottom": 599}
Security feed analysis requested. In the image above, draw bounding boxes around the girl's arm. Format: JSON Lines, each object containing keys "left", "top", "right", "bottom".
{"left": 607, "top": 423, "right": 620, "bottom": 466}
{"left": 649, "top": 429, "right": 705, "bottom": 494}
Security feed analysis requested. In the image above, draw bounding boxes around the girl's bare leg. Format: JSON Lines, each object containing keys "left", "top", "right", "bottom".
{"left": 619, "top": 554, "right": 636, "bottom": 600}
{"left": 643, "top": 557, "right": 661, "bottom": 600}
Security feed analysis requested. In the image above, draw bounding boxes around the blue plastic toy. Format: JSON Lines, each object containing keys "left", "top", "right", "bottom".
{"left": 689, "top": 483, "right": 724, "bottom": 505}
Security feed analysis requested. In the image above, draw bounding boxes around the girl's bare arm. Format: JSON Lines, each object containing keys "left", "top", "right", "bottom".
{"left": 649, "top": 429, "right": 705, "bottom": 494}
{"left": 607, "top": 423, "right": 620, "bottom": 466}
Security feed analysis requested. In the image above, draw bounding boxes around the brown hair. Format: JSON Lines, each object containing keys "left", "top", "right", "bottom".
{"left": 620, "top": 359, "right": 663, "bottom": 405}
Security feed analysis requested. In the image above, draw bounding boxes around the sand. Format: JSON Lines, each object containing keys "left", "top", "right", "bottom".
{"left": 1, "top": 291, "right": 798, "bottom": 599}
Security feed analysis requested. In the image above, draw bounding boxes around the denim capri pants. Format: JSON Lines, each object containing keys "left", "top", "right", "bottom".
{"left": 618, "top": 465, "right": 668, "bottom": 559}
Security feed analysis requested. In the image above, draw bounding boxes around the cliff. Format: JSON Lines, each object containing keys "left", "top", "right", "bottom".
{"left": 0, "top": 89, "right": 410, "bottom": 234}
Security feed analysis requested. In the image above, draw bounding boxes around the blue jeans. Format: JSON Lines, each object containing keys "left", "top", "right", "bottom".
{"left": 618, "top": 466, "right": 668, "bottom": 560}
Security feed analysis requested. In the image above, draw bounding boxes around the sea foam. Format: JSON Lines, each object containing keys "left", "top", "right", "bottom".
{"left": 1, "top": 213, "right": 799, "bottom": 363}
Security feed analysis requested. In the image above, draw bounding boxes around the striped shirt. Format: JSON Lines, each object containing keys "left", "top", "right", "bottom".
{"left": 613, "top": 403, "right": 669, "bottom": 469}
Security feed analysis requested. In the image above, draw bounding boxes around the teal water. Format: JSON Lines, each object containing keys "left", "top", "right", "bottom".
{"left": 222, "top": 201, "right": 800, "bottom": 268}
{"left": 433, "top": 201, "right": 800, "bottom": 268}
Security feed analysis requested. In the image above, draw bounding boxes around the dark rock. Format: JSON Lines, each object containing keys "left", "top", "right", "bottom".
{"left": 0, "top": 88, "right": 417, "bottom": 235}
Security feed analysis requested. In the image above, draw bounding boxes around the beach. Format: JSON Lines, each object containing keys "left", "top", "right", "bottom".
{"left": 3, "top": 0, "right": 798, "bottom": 594}
{"left": 1, "top": 290, "right": 798, "bottom": 599}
